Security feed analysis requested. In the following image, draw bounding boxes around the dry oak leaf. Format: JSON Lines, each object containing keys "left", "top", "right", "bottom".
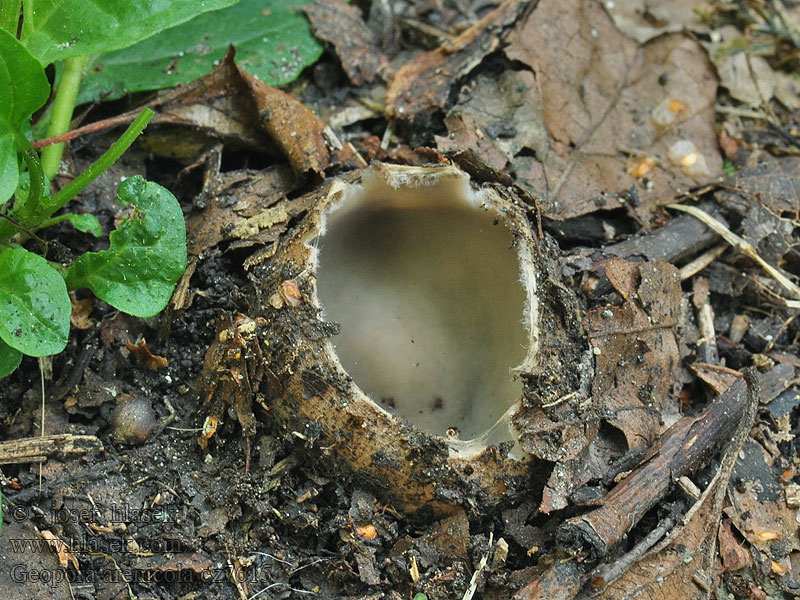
{"left": 139, "top": 48, "right": 273, "bottom": 160}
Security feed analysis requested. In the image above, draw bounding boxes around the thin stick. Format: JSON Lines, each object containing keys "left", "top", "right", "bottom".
{"left": 679, "top": 243, "right": 727, "bottom": 280}
{"left": 555, "top": 364, "right": 791, "bottom": 560}
{"left": 668, "top": 203, "right": 800, "bottom": 304}
{"left": 583, "top": 515, "right": 675, "bottom": 597}
{"left": 46, "top": 108, "right": 154, "bottom": 216}
{"left": 0, "top": 434, "right": 103, "bottom": 464}
{"left": 697, "top": 300, "right": 719, "bottom": 365}
{"left": 463, "top": 532, "right": 493, "bottom": 600}
{"left": 39, "top": 357, "right": 45, "bottom": 492}
{"left": 697, "top": 367, "right": 761, "bottom": 597}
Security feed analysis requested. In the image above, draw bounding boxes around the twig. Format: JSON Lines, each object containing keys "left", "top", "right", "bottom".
{"left": 696, "top": 367, "right": 761, "bottom": 598}
{"left": 31, "top": 109, "right": 192, "bottom": 150}
{"left": 668, "top": 203, "right": 800, "bottom": 306}
{"left": 463, "top": 532, "right": 493, "bottom": 600}
{"left": 555, "top": 363, "right": 791, "bottom": 561}
{"left": 714, "top": 104, "right": 767, "bottom": 120}
{"left": 679, "top": 243, "right": 727, "bottom": 280}
{"left": 0, "top": 434, "right": 104, "bottom": 465}
{"left": 582, "top": 515, "right": 676, "bottom": 597}
{"left": 696, "top": 300, "right": 719, "bottom": 364}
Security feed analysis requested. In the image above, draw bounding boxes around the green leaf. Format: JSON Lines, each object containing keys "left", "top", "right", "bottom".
{"left": 20, "top": 0, "right": 238, "bottom": 66}
{"left": 0, "top": 29, "right": 50, "bottom": 125}
{"left": 77, "top": 0, "right": 323, "bottom": 105}
{"left": 0, "top": 337, "right": 22, "bottom": 377}
{"left": 66, "top": 177, "right": 187, "bottom": 318}
{"left": 0, "top": 28, "right": 49, "bottom": 204}
{"left": 0, "top": 246, "right": 71, "bottom": 356}
{"left": 0, "top": 142, "right": 17, "bottom": 206}
{"left": 41, "top": 212, "right": 103, "bottom": 237}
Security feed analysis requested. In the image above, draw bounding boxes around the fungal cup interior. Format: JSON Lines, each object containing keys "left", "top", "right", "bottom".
{"left": 312, "top": 168, "right": 534, "bottom": 453}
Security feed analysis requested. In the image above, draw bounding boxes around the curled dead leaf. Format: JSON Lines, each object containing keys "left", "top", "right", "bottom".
{"left": 69, "top": 291, "right": 95, "bottom": 330}
{"left": 41, "top": 530, "right": 80, "bottom": 570}
{"left": 279, "top": 279, "right": 301, "bottom": 307}
{"left": 126, "top": 338, "right": 168, "bottom": 371}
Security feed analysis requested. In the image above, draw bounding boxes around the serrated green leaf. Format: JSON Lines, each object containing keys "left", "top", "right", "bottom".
{"left": 0, "top": 337, "right": 22, "bottom": 377}
{"left": 0, "top": 246, "right": 71, "bottom": 356}
{"left": 66, "top": 177, "right": 187, "bottom": 318}
{"left": 77, "top": 0, "right": 323, "bottom": 105}
{"left": 20, "top": 0, "right": 238, "bottom": 66}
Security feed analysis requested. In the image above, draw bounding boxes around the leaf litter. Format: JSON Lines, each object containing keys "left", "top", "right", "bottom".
{"left": 3, "top": 1, "right": 800, "bottom": 599}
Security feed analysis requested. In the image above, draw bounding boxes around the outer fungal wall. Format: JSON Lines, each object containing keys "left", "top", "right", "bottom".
{"left": 250, "top": 163, "right": 561, "bottom": 516}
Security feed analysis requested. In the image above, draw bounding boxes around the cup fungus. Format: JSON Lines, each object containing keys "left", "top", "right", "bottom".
{"left": 251, "top": 163, "right": 557, "bottom": 516}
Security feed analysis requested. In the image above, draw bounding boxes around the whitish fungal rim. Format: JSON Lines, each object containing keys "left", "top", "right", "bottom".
{"left": 305, "top": 163, "right": 539, "bottom": 458}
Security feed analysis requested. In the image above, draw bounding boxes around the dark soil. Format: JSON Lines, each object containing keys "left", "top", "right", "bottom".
{"left": 3, "top": 2, "right": 800, "bottom": 599}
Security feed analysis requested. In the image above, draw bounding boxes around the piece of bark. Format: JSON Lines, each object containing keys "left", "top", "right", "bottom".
{"left": 556, "top": 363, "right": 793, "bottom": 560}
{"left": 513, "top": 559, "right": 584, "bottom": 600}
{"left": 386, "top": 0, "right": 531, "bottom": 124}
{"left": 0, "top": 434, "right": 104, "bottom": 465}
{"left": 303, "top": 0, "right": 386, "bottom": 86}
{"left": 605, "top": 202, "right": 726, "bottom": 264}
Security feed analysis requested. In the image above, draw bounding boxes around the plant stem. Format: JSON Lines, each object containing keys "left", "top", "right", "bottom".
{"left": 40, "top": 54, "right": 89, "bottom": 179}
{"left": 0, "top": 0, "right": 21, "bottom": 34}
{"left": 47, "top": 108, "right": 154, "bottom": 215}
{"left": 0, "top": 134, "right": 45, "bottom": 241}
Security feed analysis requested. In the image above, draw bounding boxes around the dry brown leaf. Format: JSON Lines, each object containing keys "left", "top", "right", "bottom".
{"left": 718, "top": 53, "right": 775, "bottom": 107}
{"left": 504, "top": 0, "right": 720, "bottom": 220}
{"left": 140, "top": 48, "right": 362, "bottom": 176}
{"left": 69, "top": 291, "right": 94, "bottom": 330}
{"left": 41, "top": 530, "right": 79, "bottom": 570}
{"left": 386, "top": 0, "right": 528, "bottom": 122}
{"left": 586, "top": 260, "right": 682, "bottom": 449}
{"left": 126, "top": 338, "right": 168, "bottom": 371}
{"left": 139, "top": 49, "right": 273, "bottom": 161}
{"left": 690, "top": 363, "right": 741, "bottom": 395}
{"left": 185, "top": 166, "right": 300, "bottom": 258}
{"left": 435, "top": 112, "right": 509, "bottom": 171}
{"left": 719, "top": 518, "right": 751, "bottom": 572}
{"left": 727, "top": 440, "right": 800, "bottom": 555}
{"left": 604, "top": 257, "right": 640, "bottom": 299}
{"left": 604, "top": 0, "right": 712, "bottom": 43}
{"left": 237, "top": 68, "right": 332, "bottom": 179}
{"left": 304, "top": 0, "right": 387, "bottom": 86}
{"left": 435, "top": 70, "right": 548, "bottom": 173}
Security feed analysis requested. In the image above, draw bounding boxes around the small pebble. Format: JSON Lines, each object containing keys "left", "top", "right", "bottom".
{"left": 111, "top": 396, "right": 156, "bottom": 445}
